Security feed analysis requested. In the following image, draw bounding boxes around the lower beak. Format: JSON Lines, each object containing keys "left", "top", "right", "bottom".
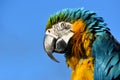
{"left": 44, "top": 35, "right": 59, "bottom": 62}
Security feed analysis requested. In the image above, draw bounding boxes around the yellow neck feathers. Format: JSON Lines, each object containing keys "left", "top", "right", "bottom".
{"left": 66, "top": 20, "right": 95, "bottom": 80}
{"left": 71, "top": 57, "right": 94, "bottom": 80}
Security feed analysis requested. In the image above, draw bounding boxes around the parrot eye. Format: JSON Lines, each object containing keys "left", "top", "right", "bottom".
{"left": 65, "top": 23, "right": 72, "bottom": 29}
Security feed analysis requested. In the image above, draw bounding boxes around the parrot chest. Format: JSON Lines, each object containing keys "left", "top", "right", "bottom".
{"left": 71, "top": 57, "right": 94, "bottom": 80}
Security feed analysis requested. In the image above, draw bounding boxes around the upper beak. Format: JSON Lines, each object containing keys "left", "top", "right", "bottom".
{"left": 44, "top": 35, "right": 59, "bottom": 62}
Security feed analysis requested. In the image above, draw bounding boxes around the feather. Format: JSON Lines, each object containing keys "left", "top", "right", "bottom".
{"left": 92, "top": 32, "right": 120, "bottom": 80}
{"left": 45, "top": 8, "right": 120, "bottom": 80}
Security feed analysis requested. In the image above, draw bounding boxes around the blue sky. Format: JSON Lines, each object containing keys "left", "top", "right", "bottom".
{"left": 0, "top": 0, "right": 120, "bottom": 80}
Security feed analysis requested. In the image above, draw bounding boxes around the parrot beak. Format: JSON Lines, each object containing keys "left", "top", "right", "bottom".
{"left": 44, "top": 35, "right": 59, "bottom": 62}
{"left": 44, "top": 29, "right": 74, "bottom": 63}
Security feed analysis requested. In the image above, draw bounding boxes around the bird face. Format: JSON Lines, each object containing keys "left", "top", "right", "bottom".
{"left": 44, "top": 21, "right": 74, "bottom": 62}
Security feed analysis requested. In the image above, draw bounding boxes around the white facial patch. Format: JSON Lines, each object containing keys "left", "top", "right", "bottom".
{"left": 45, "top": 21, "right": 74, "bottom": 53}
{"left": 46, "top": 21, "right": 73, "bottom": 39}
{"left": 52, "top": 22, "right": 72, "bottom": 37}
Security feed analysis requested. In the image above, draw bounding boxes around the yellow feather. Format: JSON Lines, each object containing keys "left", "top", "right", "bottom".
{"left": 71, "top": 57, "right": 94, "bottom": 80}
{"left": 66, "top": 19, "right": 95, "bottom": 80}
{"left": 71, "top": 19, "right": 85, "bottom": 33}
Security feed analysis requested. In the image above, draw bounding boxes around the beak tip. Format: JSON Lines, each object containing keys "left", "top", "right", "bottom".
{"left": 44, "top": 35, "right": 60, "bottom": 63}
{"left": 47, "top": 53, "right": 60, "bottom": 63}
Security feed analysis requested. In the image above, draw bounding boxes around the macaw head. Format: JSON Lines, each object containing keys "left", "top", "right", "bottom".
{"left": 44, "top": 20, "right": 74, "bottom": 62}
{"left": 44, "top": 8, "right": 108, "bottom": 64}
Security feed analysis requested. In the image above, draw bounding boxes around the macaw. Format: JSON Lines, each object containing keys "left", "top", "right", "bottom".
{"left": 44, "top": 8, "right": 120, "bottom": 80}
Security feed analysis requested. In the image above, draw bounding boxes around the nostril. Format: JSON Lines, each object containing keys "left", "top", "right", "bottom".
{"left": 48, "top": 30, "right": 50, "bottom": 33}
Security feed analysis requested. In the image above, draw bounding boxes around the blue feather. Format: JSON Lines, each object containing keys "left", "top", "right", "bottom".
{"left": 92, "top": 32, "right": 120, "bottom": 80}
